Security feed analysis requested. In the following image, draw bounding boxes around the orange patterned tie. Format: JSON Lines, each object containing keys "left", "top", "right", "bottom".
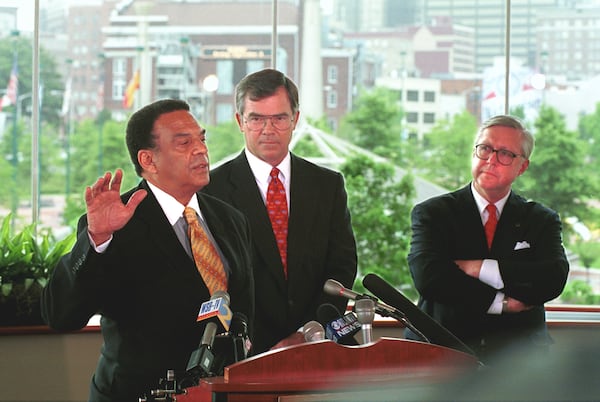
{"left": 183, "top": 206, "right": 227, "bottom": 295}
{"left": 484, "top": 204, "right": 498, "bottom": 250}
{"left": 267, "top": 167, "right": 288, "bottom": 277}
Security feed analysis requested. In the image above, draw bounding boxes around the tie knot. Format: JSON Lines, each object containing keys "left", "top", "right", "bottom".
{"left": 183, "top": 206, "right": 198, "bottom": 225}
{"left": 486, "top": 203, "right": 497, "bottom": 216}
{"left": 270, "top": 167, "right": 280, "bottom": 179}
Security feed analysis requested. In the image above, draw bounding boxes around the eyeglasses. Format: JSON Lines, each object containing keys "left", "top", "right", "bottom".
{"left": 243, "top": 114, "right": 294, "bottom": 131}
{"left": 474, "top": 144, "right": 525, "bottom": 166}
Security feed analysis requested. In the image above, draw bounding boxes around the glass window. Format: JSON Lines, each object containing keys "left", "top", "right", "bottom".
{"left": 1, "top": 0, "right": 598, "bottom": 318}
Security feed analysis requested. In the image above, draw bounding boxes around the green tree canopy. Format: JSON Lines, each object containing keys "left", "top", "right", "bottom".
{"left": 577, "top": 102, "right": 600, "bottom": 192}
{"left": 340, "top": 154, "right": 417, "bottom": 298}
{"left": 342, "top": 87, "right": 404, "bottom": 161}
{"left": 518, "top": 105, "right": 590, "bottom": 225}
{"left": 419, "top": 110, "right": 477, "bottom": 190}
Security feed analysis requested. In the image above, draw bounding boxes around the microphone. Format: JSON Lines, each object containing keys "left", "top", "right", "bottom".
{"left": 229, "top": 312, "right": 251, "bottom": 362}
{"left": 324, "top": 278, "right": 430, "bottom": 343}
{"left": 196, "top": 290, "right": 232, "bottom": 331}
{"left": 210, "top": 312, "right": 251, "bottom": 376}
{"left": 354, "top": 297, "right": 375, "bottom": 344}
{"left": 323, "top": 279, "right": 404, "bottom": 321}
{"left": 316, "top": 303, "right": 360, "bottom": 346}
{"left": 362, "top": 273, "right": 476, "bottom": 356}
{"left": 303, "top": 320, "right": 326, "bottom": 342}
{"left": 186, "top": 291, "right": 232, "bottom": 378}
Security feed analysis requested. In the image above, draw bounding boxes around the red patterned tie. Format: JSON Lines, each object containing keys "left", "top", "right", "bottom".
{"left": 183, "top": 207, "right": 228, "bottom": 296}
{"left": 484, "top": 204, "right": 498, "bottom": 250}
{"left": 267, "top": 167, "right": 288, "bottom": 277}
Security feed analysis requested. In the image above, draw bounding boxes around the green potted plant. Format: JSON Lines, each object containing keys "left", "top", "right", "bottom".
{"left": 0, "top": 213, "right": 76, "bottom": 326}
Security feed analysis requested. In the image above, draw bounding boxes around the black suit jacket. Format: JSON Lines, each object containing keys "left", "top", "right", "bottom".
{"left": 203, "top": 151, "right": 357, "bottom": 354}
{"left": 41, "top": 180, "right": 254, "bottom": 401}
{"left": 407, "top": 184, "right": 569, "bottom": 360}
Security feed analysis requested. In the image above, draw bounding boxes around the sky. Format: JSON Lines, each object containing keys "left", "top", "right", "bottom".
{"left": 3, "top": 0, "right": 36, "bottom": 32}
{"left": 4, "top": 0, "right": 334, "bottom": 32}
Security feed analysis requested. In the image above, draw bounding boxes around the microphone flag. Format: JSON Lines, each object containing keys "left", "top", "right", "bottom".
{"left": 197, "top": 296, "right": 232, "bottom": 331}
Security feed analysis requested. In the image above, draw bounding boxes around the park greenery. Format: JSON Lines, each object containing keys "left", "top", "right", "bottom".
{"left": 1, "top": 36, "right": 600, "bottom": 304}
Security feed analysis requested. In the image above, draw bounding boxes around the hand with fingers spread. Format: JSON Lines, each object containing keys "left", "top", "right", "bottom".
{"left": 85, "top": 169, "right": 147, "bottom": 245}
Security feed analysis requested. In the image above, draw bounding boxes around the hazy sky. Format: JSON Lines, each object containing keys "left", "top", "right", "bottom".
{"left": 3, "top": 0, "right": 36, "bottom": 32}
{"left": 4, "top": 0, "right": 334, "bottom": 33}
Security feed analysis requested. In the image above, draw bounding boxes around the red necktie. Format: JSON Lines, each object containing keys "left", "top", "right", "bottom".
{"left": 183, "top": 207, "right": 228, "bottom": 296}
{"left": 484, "top": 204, "right": 498, "bottom": 250}
{"left": 267, "top": 167, "right": 288, "bottom": 277}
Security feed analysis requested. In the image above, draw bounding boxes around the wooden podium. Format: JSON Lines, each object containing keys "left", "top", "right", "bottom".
{"left": 175, "top": 338, "right": 480, "bottom": 402}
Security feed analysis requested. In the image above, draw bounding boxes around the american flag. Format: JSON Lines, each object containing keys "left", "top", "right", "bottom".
{"left": 0, "top": 61, "right": 18, "bottom": 112}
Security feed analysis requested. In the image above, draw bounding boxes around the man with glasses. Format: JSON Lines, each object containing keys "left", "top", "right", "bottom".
{"left": 407, "top": 114, "right": 569, "bottom": 364}
{"left": 203, "top": 68, "right": 357, "bottom": 354}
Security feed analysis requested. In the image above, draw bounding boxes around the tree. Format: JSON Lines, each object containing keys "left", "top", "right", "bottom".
{"left": 340, "top": 154, "right": 417, "bottom": 299}
{"left": 518, "top": 106, "right": 591, "bottom": 225}
{"left": 0, "top": 35, "right": 64, "bottom": 126}
{"left": 419, "top": 111, "right": 477, "bottom": 190}
{"left": 577, "top": 102, "right": 600, "bottom": 192}
{"left": 342, "top": 87, "right": 404, "bottom": 161}
{"left": 205, "top": 120, "right": 244, "bottom": 163}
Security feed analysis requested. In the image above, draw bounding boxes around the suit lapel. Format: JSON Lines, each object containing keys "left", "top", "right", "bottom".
{"left": 493, "top": 192, "right": 526, "bottom": 252}
{"left": 287, "top": 155, "right": 317, "bottom": 263}
{"left": 135, "top": 180, "right": 196, "bottom": 274}
{"left": 455, "top": 185, "right": 490, "bottom": 252}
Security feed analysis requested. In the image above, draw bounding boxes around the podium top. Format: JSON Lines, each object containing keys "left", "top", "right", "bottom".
{"left": 224, "top": 337, "right": 479, "bottom": 384}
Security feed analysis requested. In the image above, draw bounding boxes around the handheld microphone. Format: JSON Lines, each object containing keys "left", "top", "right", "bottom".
{"left": 186, "top": 291, "right": 232, "bottom": 378}
{"left": 303, "top": 320, "right": 326, "bottom": 342}
{"left": 362, "top": 273, "right": 475, "bottom": 356}
{"left": 196, "top": 290, "right": 232, "bottom": 331}
{"left": 316, "top": 303, "right": 360, "bottom": 346}
{"left": 211, "top": 312, "right": 251, "bottom": 376}
{"left": 354, "top": 297, "right": 375, "bottom": 344}
{"left": 229, "top": 312, "right": 251, "bottom": 362}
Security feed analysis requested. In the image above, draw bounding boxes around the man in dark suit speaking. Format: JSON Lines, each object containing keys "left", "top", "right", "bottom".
{"left": 41, "top": 99, "right": 254, "bottom": 401}
{"left": 407, "top": 115, "right": 569, "bottom": 364}
{"left": 203, "top": 69, "right": 357, "bottom": 354}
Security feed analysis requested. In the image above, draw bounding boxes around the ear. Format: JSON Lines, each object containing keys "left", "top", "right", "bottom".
{"left": 235, "top": 113, "right": 243, "bottom": 131}
{"left": 292, "top": 111, "right": 300, "bottom": 129}
{"left": 518, "top": 159, "right": 529, "bottom": 175}
{"left": 138, "top": 149, "right": 157, "bottom": 173}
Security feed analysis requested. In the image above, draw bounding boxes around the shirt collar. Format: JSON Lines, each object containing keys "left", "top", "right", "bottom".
{"left": 244, "top": 148, "right": 291, "bottom": 185}
{"left": 470, "top": 183, "right": 510, "bottom": 216}
{"left": 146, "top": 181, "right": 201, "bottom": 225}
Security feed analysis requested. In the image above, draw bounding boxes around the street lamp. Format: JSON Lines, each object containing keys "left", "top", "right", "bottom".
{"left": 202, "top": 74, "right": 219, "bottom": 125}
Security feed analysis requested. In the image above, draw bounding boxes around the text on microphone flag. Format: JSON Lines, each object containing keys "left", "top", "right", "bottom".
{"left": 197, "top": 297, "right": 224, "bottom": 321}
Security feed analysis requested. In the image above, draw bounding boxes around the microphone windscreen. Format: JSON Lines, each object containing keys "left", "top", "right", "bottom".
{"left": 303, "top": 320, "right": 325, "bottom": 342}
{"left": 316, "top": 303, "right": 342, "bottom": 327}
{"left": 230, "top": 312, "right": 248, "bottom": 336}
{"left": 362, "top": 273, "right": 475, "bottom": 356}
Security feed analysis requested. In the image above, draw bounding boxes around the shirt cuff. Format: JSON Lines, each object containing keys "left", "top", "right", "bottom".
{"left": 487, "top": 292, "right": 505, "bottom": 315}
{"left": 88, "top": 231, "right": 112, "bottom": 253}
{"left": 480, "top": 258, "right": 504, "bottom": 289}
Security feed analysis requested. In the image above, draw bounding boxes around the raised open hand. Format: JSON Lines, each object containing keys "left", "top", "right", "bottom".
{"left": 85, "top": 169, "right": 147, "bottom": 245}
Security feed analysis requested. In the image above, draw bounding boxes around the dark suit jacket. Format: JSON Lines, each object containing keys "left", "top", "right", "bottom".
{"left": 203, "top": 151, "right": 357, "bottom": 354}
{"left": 407, "top": 184, "right": 569, "bottom": 361}
{"left": 41, "top": 180, "right": 254, "bottom": 401}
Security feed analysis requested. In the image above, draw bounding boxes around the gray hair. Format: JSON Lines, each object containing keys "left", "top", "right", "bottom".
{"left": 475, "top": 115, "right": 534, "bottom": 159}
